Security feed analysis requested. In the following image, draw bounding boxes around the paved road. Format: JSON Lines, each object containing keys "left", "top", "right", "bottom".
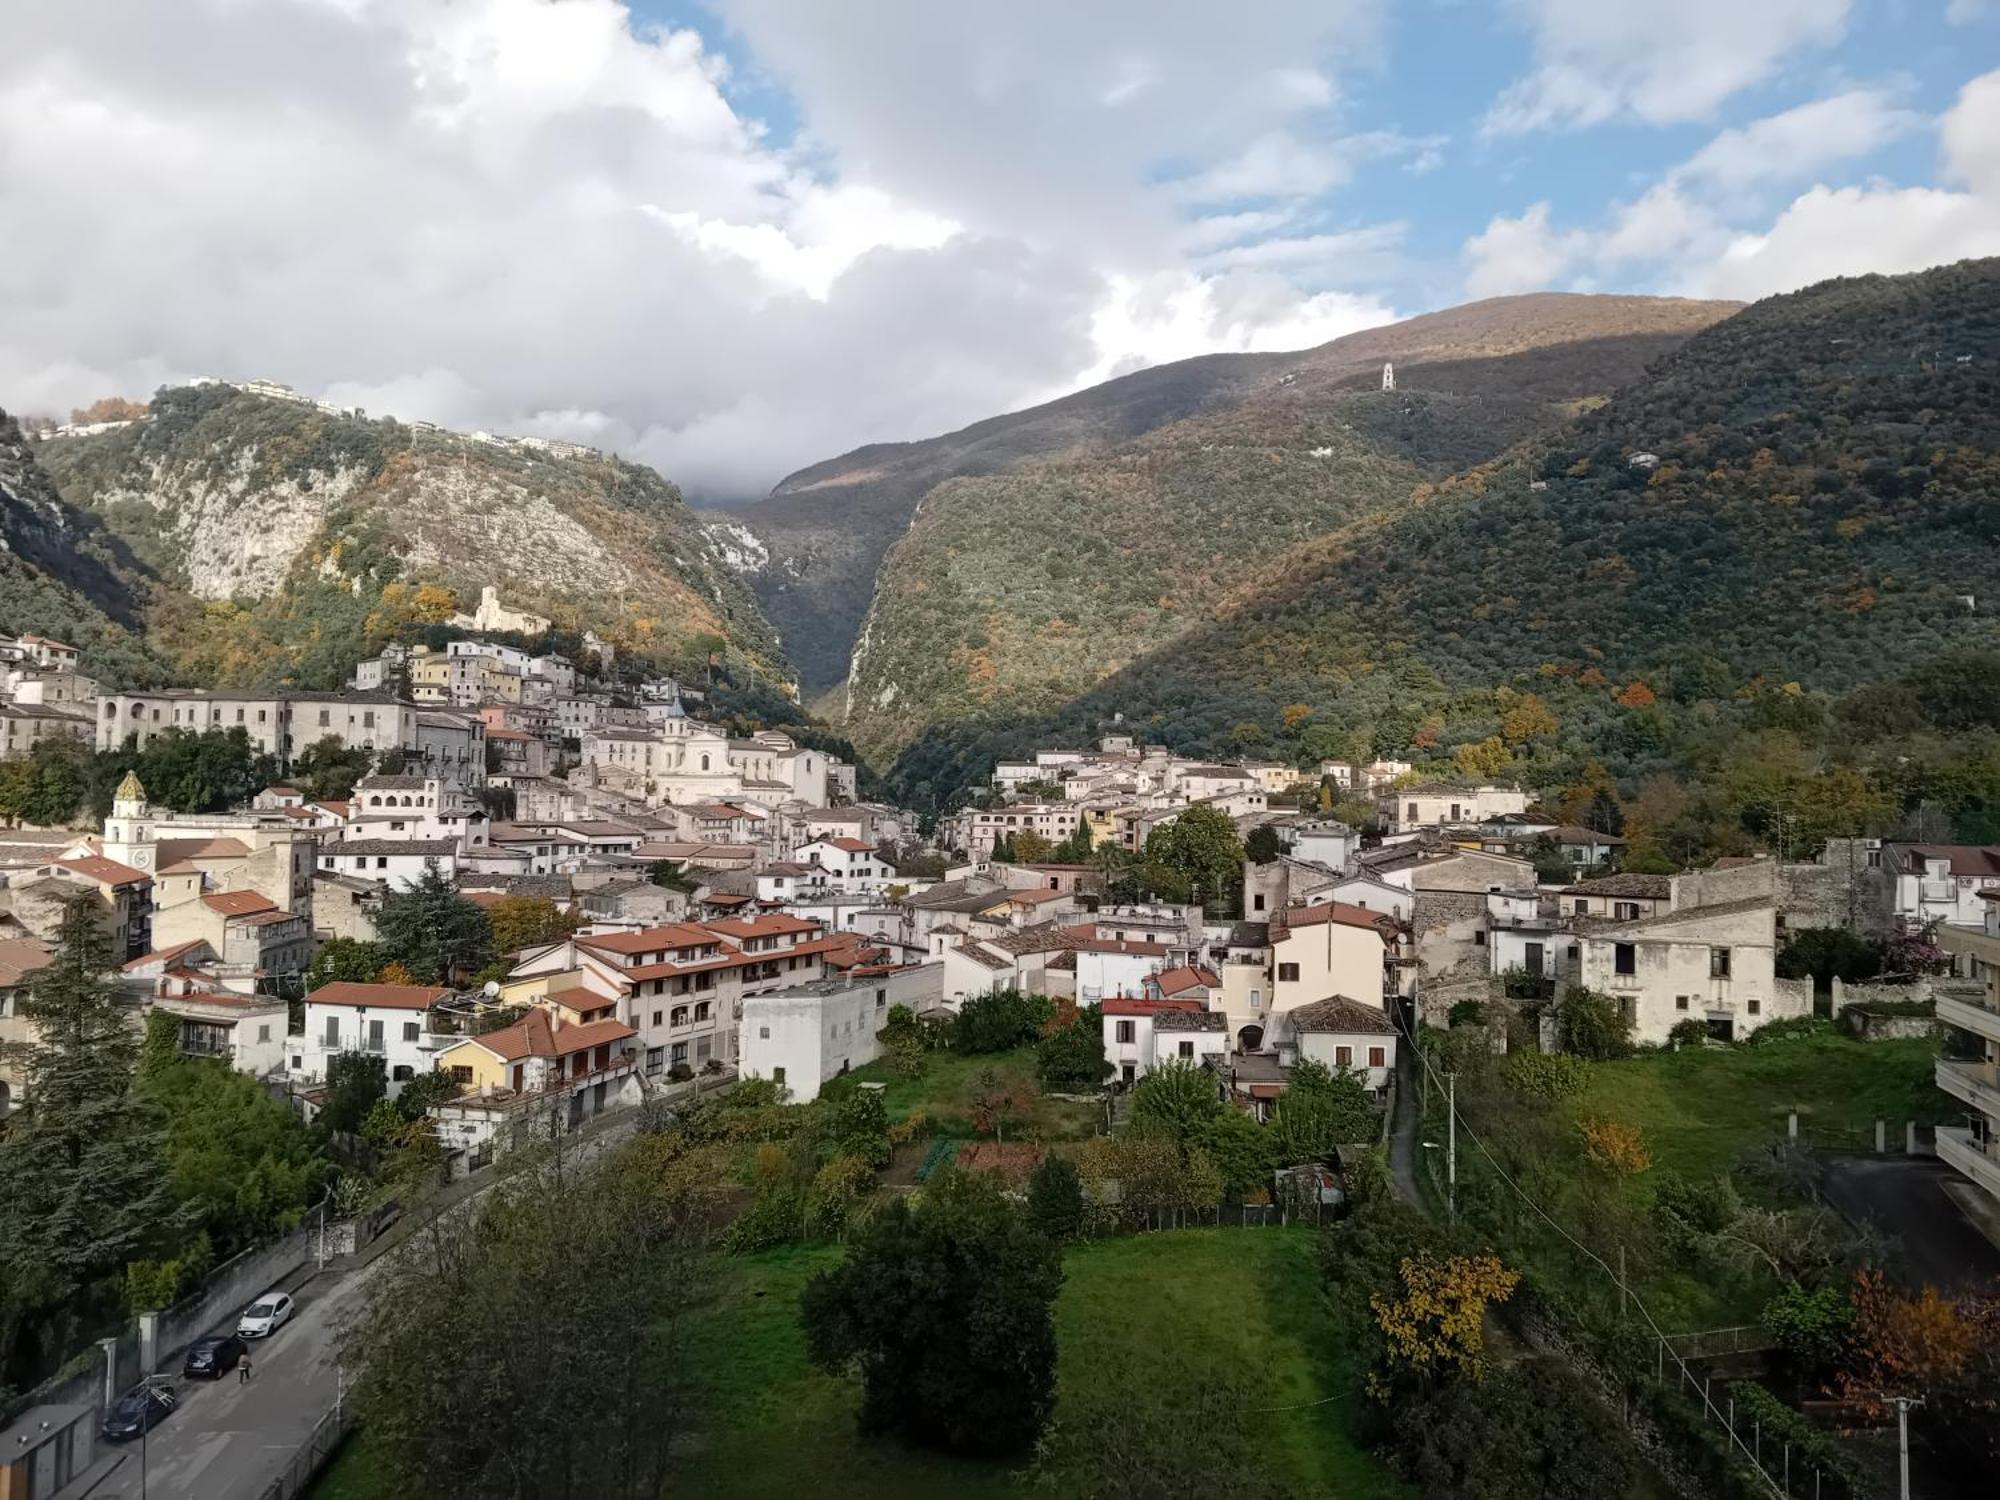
{"left": 1820, "top": 1154, "right": 2000, "bottom": 1292}
{"left": 92, "top": 1263, "right": 375, "bottom": 1500}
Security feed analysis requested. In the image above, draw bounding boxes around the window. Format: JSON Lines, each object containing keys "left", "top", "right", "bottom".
{"left": 645, "top": 1047, "right": 663, "bottom": 1075}
{"left": 1474, "top": 930, "right": 1487, "bottom": 946}
{"left": 1675, "top": 995, "right": 1690, "bottom": 1011}
{"left": 876, "top": 988, "right": 887, "bottom": 1009}
{"left": 1253, "top": 893, "right": 1265, "bottom": 911}
{"left": 670, "top": 1042, "right": 689, "bottom": 1065}
{"left": 392, "top": 1065, "right": 413, "bottom": 1082}
{"left": 1335, "top": 1045, "right": 1353, "bottom": 1066}
{"left": 694, "top": 1002, "right": 711, "bottom": 1023}
{"left": 1368, "top": 1046, "right": 1385, "bottom": 1068}
{"left": 653, "top": 1010, "right": 663, "bottom": 1026}
{"left": 1115, "top": 1020, "right": 1135, "bottom": 1044}
{"left": 402, "top": 1022, "right": 419, "bottom": 1042}
{"left": 1867, "top": 848, "right": 1882, "bottom": 868}
{"left": 1614, "top": 901, "right": 1640, "bottom": 921}
{"left": 1277, "top": 962, "right": 1300, "bottom": 983}
{"left": 757, "top": 1025, "right": 770, "bottom": 1040}
{"left": 1614, "top": 943, "right": 1636, "bottom": 976}
{"left": 772, "top": 1066, "right": 785, "bottom": 1086}
{"left": 1177, "top": 1040, "right": 1194, "bottom": 1059}
{"left": 1709, "top": 947, "right": 1732, "bottom": 979}
{"left": 1747, "top": 998, "right": 1761, "bottom": 1016}
{"left": 257, "top": 1024, "right": 271, "bottom": 1042}
{"left": 323, "top": 1015, "right": 340, "bottom": 1045}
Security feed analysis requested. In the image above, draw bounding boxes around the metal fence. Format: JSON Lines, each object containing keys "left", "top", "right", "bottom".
{"left": 255, "top": 1399, "right": 353, "bottom": 1500}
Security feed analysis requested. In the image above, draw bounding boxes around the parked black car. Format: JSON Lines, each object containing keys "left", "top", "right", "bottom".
{"left": 182, "top": 1334, "right": 247, "bottom": 1379}
{"left": 101, "top": 1384, "right": 176, "bottom": 1442}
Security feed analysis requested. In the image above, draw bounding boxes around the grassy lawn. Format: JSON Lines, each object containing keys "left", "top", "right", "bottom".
{"left": 1571, "top": 1031, "right": 1946, "bottom": 1185}
{"left": 836, "top": 1045, "right": 1105, "bottom": 1141}
{"left": 1426, "top": 1029, "right": 1949, "bottom": 1332}
{"left": 314, "top": 1227, "right": 1401, "bottom": 1499}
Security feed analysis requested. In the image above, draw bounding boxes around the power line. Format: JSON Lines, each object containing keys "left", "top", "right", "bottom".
{"left": 1398, "top": 1011, "right": 1790, "bottom": 1499}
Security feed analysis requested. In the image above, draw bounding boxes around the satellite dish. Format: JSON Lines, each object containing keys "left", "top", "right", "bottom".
{"left": 483, "top": 980, "right": 501, "bottom": 998}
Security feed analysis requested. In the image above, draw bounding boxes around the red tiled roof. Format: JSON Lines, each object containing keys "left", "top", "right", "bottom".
{"left": 823, "top": 837, "right": 875, "bottom": 853}
{"left": 53, "top": 855, "right": 150, "bottom": 887}
{"left": 547, "top": 986, "right": 618, "bottom": 1014}
{"left": 202, "top": 890, "right": 279, "bottom": 917}
{"left": 307, "top": 980, "right": 451, "bottom": 1011}
{"left": 459, "top": 1009, "right": 635, "bottom": 1062}
{"left": 578, "top": 922, "right": 719, "bottom": 956}
{"left": 122, "top": 939, "right": 207, "bottom": 972}
{"left": 1153, "top": 964, "right": 1221, "bottom": 995}
{"left": 1101, "top": 997, "right": 1205, "bottom": 1017}
{"left": 1272, "top": 901, "right": 1395, "bottom": 939}
{"left": 0, "top": 936, "right": 52, "bottom": 987}
{"left": 702, "top": 914, "right": 821, "bottom": 938}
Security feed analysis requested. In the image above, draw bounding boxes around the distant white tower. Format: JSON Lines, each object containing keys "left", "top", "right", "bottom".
{"left": 1381, "top": 362, "right": 1395, "bottom": 392}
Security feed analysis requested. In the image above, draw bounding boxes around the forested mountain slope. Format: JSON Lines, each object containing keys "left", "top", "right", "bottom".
{"left": 723, "top": 293, "right": 1738, "bottom": 696}
{"left": 39, "top": 385, "right": 782, "bottom": 689}
{"left": 0, "top": 411, "right": 167, "bottom": 685}
{"left": 885, "top": 259, "right": 2000, "bottom": 812}
{"left": 843, "top": 297, "right": 1738, "bottom": 767}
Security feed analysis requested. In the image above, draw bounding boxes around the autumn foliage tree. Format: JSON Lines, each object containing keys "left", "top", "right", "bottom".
{"left": 1369, "top": 1252, "right": 1522, "bottom": 1394}
{"left": 1834, "top": 1270, "right": 1996, "bottom": 1416}
{"left": 1578, "top": 1117, "right": 1652, "bottom": 1175}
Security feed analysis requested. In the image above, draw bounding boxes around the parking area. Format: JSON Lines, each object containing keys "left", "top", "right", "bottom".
{"left": 1820, "top": 1154, "right": 2000, "bottom": 1292}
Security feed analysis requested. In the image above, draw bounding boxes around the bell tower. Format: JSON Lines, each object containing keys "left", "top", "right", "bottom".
{"left": 105, "top": 770, "right": 155, "bottom": 869}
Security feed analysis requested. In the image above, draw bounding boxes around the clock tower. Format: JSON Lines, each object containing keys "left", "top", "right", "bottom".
{"left": 105, "top": 770, "right": 155, "bottom": 870}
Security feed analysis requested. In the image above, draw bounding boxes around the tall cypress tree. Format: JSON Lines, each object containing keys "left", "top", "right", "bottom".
{"left": 0, "top": 892, "right": 176, "bottom": 1379}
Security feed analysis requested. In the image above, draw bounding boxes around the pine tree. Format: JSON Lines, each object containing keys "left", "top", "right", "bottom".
{"left": 373, "top": 864, "right": 494, "bottom": 984}
{"left": 0, "top": 893, "right": 177, "bottom": 1377}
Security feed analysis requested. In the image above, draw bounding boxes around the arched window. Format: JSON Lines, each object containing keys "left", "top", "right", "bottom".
{"left": 1237, "top": 1024, "right": 1265, "bottom": 1052}
{"left": 700, "top": 754, "right": 710, "bottom": 771}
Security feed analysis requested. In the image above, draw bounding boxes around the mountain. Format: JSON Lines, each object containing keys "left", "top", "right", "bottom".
{"left": 0, "top": 410, "right": 167, "bottom": 685}
{"left": 722, "top": 293, "right": 1740, "bottom": 698}
{"left": 882, "top": 258, "right": 2000, "bottom": 810}
{"left": 37, "top": 384, "right": 783, "bottom": 689}
{"left": 835, "top": 293, "right": 1740, "bottom": 767}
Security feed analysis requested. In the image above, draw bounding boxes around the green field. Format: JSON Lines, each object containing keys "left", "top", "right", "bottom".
{"left": 1571, "top": 1030, "right": 1946, "bottom": 1185}
{"left": 834, "top": 1044, "right": 1106, "bottom": 1141}
{"left": 313, "top": 1226, "right": 1399, "bottom": 1499}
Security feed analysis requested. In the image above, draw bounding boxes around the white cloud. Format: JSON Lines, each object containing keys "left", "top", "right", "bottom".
{"left": 0, "top": 0, "right": 1404, "bottom": 499}
{"left": 1461, "top": 202, "right": 1585, "bottom": 298}
{"left": 1671, "top": 89, "right": 1919, "bottom": 196}
{"left": 1077, "top": 271, "right": 1396, "bottom": 388}
{"left": 1484, "top": 0, "right": 1852, "bottom": 133}
{"left": 1463, "top": 67, "right": 2000, "bottom": 305}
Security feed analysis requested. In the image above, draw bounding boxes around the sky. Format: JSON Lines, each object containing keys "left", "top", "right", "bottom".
{"left": 2, "top": 0, "right": 1998, "bottom": 501}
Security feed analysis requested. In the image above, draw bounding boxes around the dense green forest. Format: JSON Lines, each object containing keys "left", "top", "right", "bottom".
{"left": 884, "top": 260, "right": 2000, "bottom": 858}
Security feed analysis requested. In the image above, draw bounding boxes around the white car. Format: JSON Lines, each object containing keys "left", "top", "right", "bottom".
{"left": 236, "top": 1291, "right": 295, "bottom": 1339}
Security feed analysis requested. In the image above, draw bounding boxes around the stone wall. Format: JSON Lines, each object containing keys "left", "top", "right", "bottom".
{"left": 1829, "top": 973, "right": 1981, "bottom": 1018}
{"left": 1782, "top": 839, "right": 1893, "bottom": 935}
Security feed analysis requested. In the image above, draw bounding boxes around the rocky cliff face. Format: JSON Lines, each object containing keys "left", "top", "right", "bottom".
{"left": 38, "top": 384, "right": 783, "bottom": 687}
{"left": 0, "top": 410, "right": 166, "bottom": 684}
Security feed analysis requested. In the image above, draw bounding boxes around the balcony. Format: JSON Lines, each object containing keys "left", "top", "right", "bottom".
{"left": 1936, "top": 1126, "right": 2000, "bottom": 1202}
{"left": 1919, "top": 879, "right": 1957, "bottom": 905}
{"left": 1938, "top": 991, "right": 2000, "bottom": 1047}
{"left": 1936, "top": 1058, "right": 2000, "bottom": 1119}
{"left": 1940, "top": 922, "right": 2000, "bottom": 968}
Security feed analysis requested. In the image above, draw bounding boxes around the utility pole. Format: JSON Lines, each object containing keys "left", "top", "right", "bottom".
{"left": 1446, "top": 1071, "right": 1457, "bottom": 1220}
{"left": 1885, "top": 1394, "right": 1923, "bottom": 1500}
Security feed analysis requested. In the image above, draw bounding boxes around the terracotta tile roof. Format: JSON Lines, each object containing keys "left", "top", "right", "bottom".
{"left": 52, "top": 854, "right": 150, "bottom": 887}
{"left": 1288, "top": 995, "right": 1396, "bottom": 1035}
{"left": 0, "top": 935, "right": 52, "bottom": 987}
{"left": 547, "top": 986, "right": 619, "bottom": 1014}
{"left": 202, "top": 890, "right": 279, "bottom": 917}
{"left": 307, "top": 980, "right": 451, "bottom": 1010}
{"left": 1153, "top": 965, "right": 1221, "bottom": 996}
{"left": 823, "top": 837, "right": 875, "bottom": 853}
{"left": 123, "top": 939, "right": 208, "bottom": 971}
{"left": 702, "top": 914, "right": 821, "bottom": 939}
{"left": 1102, "top": 997, "right": 1204, "bottom": 1017}
{"left": 1271, "top": 901, "right": 1396, "bottom": 940}
{"left": 578, "top": 923, "right": 719, "bottom": 955}
{"left": 462, "top": 1009, "right": 635, "bottom": 1062}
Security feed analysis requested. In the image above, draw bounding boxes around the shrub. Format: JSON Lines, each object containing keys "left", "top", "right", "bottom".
{"left": 887, "top": 1110, "right": 935, "bottom": 1149}
{"left": 1750, "top": 1015, "right": 1833, "bottom": 1043}
{"left": 952, "top": 989, "right": 1053, "bottom": 1054}
{"left": 1024, "top": 1154, "right": 1085, "bottom": 1242}
{"left": 1502, "top": 1050, "right": 1589, "bottom": 1103}
{"left": 803, "top": 1154, "right": 878, "bottom": 1241}
{"left": 1578, "top": 1117, "right": 1651, "bottom": 1175}
{"left": 1667, "top": 1019, "right": 1712, "bottom": 1048}
{"left": 1447, "top": 999, "right": 1488, "bottom": 1028}
{"left": 1761, "top": 1281, "right": 1854, "bottom": 1377}
{"left": 1553, "top": 987, "right": 1633, "bottom": 1060}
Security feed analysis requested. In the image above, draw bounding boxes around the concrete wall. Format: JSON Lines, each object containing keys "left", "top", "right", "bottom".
{"left": 150, "top": 1219, "right": 315, "bottom": 1370}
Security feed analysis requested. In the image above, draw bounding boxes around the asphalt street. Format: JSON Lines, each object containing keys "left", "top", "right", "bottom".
{"left": 91, "top": 1262, "right": 376, "bottom": 1500}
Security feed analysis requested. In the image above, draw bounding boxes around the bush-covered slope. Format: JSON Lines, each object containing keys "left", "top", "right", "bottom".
{"left": 845, "top": 307, "right": 1736, "bottom": 767}
{"left": 0, "top": 411, "right": 169, "bottom": 685}
{"left": 40, "top": 385, "right": 783, "bottom": 689}
{"left": 725, "top": 293, "right": 1738, "bottom": 696}
{"left": 883, "top": 259, "right": 2000, "bottom": 809}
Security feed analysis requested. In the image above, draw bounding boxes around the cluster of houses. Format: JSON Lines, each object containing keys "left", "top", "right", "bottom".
{"left": 5, "top": 690, "right": 2000, "bottom": 1210}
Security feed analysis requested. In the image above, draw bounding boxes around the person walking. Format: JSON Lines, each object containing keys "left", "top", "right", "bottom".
{"left": 239, "top": 1353, "right": 253, "bottom": 1385}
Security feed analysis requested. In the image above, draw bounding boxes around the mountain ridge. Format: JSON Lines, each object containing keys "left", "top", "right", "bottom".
{"left": 722, "top": 292, "right": 1741, "bottom": 696}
